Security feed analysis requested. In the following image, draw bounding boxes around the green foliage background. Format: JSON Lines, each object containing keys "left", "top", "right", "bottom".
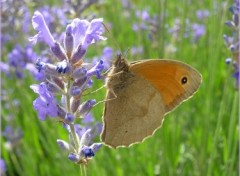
{"left": 1, "top": 0, "right": 238, "bottom": 175}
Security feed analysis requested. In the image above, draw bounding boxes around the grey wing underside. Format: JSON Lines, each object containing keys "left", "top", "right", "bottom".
{"left": 101, "top": 74, "right": 166, "bottom": 148}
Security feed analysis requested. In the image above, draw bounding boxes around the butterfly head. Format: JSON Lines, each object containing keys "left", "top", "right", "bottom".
{"left": 113, "top": 54, "right": 129, "bottom": 72}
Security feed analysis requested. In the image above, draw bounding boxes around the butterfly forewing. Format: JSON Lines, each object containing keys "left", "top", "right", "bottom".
{"left": 129, "top": 60, "right": 202, "bottom": 112}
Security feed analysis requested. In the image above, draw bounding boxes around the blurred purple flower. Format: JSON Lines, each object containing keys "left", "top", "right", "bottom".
{"left": 82, "top": 112, "right": 94, "bottom": 124}
{"left": 0, "top": 62, "right": 10, "bottom": 76}
{"left": 196, "top": 10, "right": 210, "bottom": 20}
{"left": 191, "top": 24, "right": 205, "bottom": 42}
{"left": 131, "top": 46, "right": 143, "bottom": 56}
{"left": 1, "top": 44, "right": 41, "bottom": 79}
{"left": 92, "top": 47, "right": 114, "bottom": 70}
{"left": 2, "top": 126, "right": 23, "bottom": 151}
{"left": 0, "top": 159, "right": 6, "bottom": 175}
{"left": 223, "top": 1, "right": 239, "bottom": 89}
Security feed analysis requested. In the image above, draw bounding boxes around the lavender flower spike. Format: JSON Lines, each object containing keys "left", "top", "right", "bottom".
{"left": 29, "top": 11, "right": 55, "bottom": 47}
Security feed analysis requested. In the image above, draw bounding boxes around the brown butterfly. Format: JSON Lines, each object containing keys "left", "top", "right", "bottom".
{"left": 101, "top": 54, "right": 202, "bottom": 148}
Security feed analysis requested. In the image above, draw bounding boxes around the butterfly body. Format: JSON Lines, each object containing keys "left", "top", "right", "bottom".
{"left": 101, "top": 55, "right": 202, "bottom": 148}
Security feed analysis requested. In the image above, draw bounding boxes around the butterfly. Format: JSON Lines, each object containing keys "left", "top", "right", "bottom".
{"left": 101, "top": 54, "right": 202, "bottom": 148}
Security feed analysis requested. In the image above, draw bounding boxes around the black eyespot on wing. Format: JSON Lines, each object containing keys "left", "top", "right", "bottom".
{"left": 181, "top": 76, "right": 188, "bottom": 85}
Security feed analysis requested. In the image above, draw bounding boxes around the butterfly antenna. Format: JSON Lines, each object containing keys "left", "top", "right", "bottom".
{"left": 102, "top": 22, "right": 122, "bottom": 55}
{"left": 123, "top": 47, "right": 130, "bottom": 59}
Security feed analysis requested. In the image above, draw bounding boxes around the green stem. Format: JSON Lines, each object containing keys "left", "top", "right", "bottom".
{"left": 70, "top": 123, "right": 79, "bottom": 149}
{"left": 80, "top": 164, "right": 87, "bottom": 176}
{"left": 65, "top": 80, "right": 79, "bottom": 149}
{"left": 66, "top": 80, "right": 71, "bottom": 112}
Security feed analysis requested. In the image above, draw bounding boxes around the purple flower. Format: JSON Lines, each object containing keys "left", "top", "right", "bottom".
{"left": 136, "top": 10, "right": 150, "bottom": 21}
{"left": 191, "top": 24, "right": 205, "bottom": 42}
{"left": 80, "top": 143, "right": 102, "bottom": 158}
{"left": 132, "top": 23, "right": 139, "bottom": 31}
{"left": 25, "top": 63, "right": 45, "bottom": 81}
{"left": 2, "top": 126, "right": 23, "bottom": 151}
{"left": 224, "top": 1, "right": 239, "bottom": 89}
{"left": 82, "top": 113, "right": 94, "bottom": 124}
{"left": 131, "top": 46, "right": 143, "bottom": 56}
{"left": 196, "top": 10, "right": 210, "bottom": 20}
{"left": 70, "top": 18, "right": 106, "bottom": 50}
{"left": 77, "top": 99, "right": 96, "bottom": 116}
{"left": 233, "top": 71, "right": 239, "bottom": 87}
{"left": 0, "top": 62, "right": 10, "bottom": 76}
{"left": 29, "top": 11, "right": 55, "bottom": 47}
{"left": 92, "top": 47, "right": 114, "bottom": 70}
{"left": 87, "top": 60, "right": 104, "bottom": 78}
{"left": 0, "top": 159, "right": 6, "bottom": 175}
{"left": 30, "top": 83, "right": 58, "bottom": 120}
{"left": 81, "top": 146, "right": 95, "bottom": 157}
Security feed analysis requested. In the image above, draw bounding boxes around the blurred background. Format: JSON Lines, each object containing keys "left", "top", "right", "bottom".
{"left": 1, "top": 0, "right": 239, "bottom": 175}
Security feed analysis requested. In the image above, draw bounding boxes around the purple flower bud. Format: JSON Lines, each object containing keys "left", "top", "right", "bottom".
{"left": 86, "top": 79, "right": 93, "bottom": 88}
{"left": 81, "top": 146, "right": 94, "bottom": 158}
{"left": 73, "top": 67, "right": 87, "bottom": 79}
{"left": 64, "top": 25, "right": 74, "bottom": 58}
{"left": 74, "top": 124, "right": 84, "bottom": 138}
{"left": 71, "top": 44, "right": 86, "bottom": 64}
{"left": 78, "top": 99, "right": 96, "bottom": 116}
{"left": 225, "top": 21, "right": 235, "bottom": 28}
{"left": 225, "top": 58, "right": 232, "bottom": 64}
{"left": 68, "top": 153, "right": 80, "bottom": 162}
{"left": 65, "top": 113, "right": 75, "bottom": 123}
{"left": 229, "top": 44, "right": 236, "bottom": 52}
{"left": 29, "top": 11, "right": 55, "bottom": 47}
{"left": 61, "top": 95, "right": 66, "bottom": 107}
{"left": 52, "top": 77, "right": 65, "bottom": 89}
{"left": 80, "top": 129, "right": 92, "bottom": 146}
{"left": 91, "top": 122, "right": 103, "bottom": 138}
{"left": 57, "top": 105, "right": 66, "bottom": 119}
{"left": 69, "top": 86, "right": 82, "bottom": 96}
{"left": 56, "top": 60, "right": 71, "bottom": 74}
{"left": 38, "top": 62, "right": 62, "bottom": 76}
{"left": 87, "top": 60, "right": 104, "bottom": 79}
{"left": 233, "top": 14, "right": 239, "bottom": 26}
{"left": 36, "top": 59, "right": 46, "bottom": 72}
{"left": 57, "top": 139, "right": 73, "bottom": 151}
{"left": 72, "top": 76, "right": 88, "bottom": 87}
{"left": 71, "top": 98, "right": 81, "bottom": 113}
{"left": 51, "top": 42, "right": 67, "bottom": 61}
{"left": 91, "top": 143, "right": 102, "bottom": 153}
{"left": 46, "top": 81, "right": 62, "bottom": 94}
{"left": 223, "top": 34, "right": 234, "bottom": 45}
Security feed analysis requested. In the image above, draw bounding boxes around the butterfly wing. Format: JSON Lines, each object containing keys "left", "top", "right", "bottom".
{"left": 129, "top": 59, "right": 202, "bottom": 112}
{"left": 101, "top": 73, "right": 165, "bottom": 148}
